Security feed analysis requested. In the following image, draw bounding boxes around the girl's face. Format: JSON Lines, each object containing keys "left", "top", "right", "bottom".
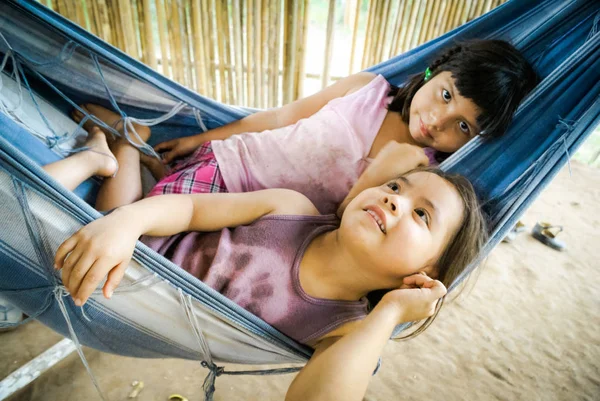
{"left": 340, "top": 171, "right": 464, "bottom": 283}
{"left": 409, "top": 71, "right": 481, "bottom": 153}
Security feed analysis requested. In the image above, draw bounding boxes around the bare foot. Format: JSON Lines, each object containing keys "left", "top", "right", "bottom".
{"left": 140, "top": 153, "right": 167, "bottom": 180}
{"left": 71, "top": 104, "right": 151, "bottom": 145}
{"left": 83, "top": 128, "right": 118, "bottom": 177}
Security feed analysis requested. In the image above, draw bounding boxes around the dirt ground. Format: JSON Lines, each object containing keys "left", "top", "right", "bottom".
{"left": 2, "top": 161, "right": 599, "bottom": 401}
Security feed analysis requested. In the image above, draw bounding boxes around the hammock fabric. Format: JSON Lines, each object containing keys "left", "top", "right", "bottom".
{"left": 0, "top": 0, "right": 599, "bottom": 399}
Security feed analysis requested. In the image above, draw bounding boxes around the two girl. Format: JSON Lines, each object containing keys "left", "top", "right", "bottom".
{"left": 46, "top": 39, "right": 535, "bottom": 400}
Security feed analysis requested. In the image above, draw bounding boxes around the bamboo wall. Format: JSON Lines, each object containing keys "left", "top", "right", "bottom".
{"left": 39, "top": 0, "right": 506, "bottom": 108}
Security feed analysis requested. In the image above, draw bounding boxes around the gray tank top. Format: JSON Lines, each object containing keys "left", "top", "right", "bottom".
{"left": 141, "top": 214, "right": 368, "bottom": 344}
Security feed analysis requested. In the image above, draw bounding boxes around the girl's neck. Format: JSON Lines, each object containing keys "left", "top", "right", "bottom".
{"left": 368, "top": 110, "right": 421, "bottom": 159}
{"left": 299, "top": 230, "right": 388, "bottom": 302}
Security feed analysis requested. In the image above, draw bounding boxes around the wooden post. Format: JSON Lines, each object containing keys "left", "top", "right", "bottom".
{"left": 295, "top": 0, "right": 309, "bottom": 99}
{"left": 321, "top": 0, "right": 336, "bottom": 89}
{"left": 361, "top": 0, "right": 375, "bottom": 69}
{"left": 142, "top": 0, "right": 158, "bottom": 69}
{"left": 232, "top": 0, "right": 244, "bottom": 105}
{"left": 349, "top": 0, "right": 362, "bottom": 74}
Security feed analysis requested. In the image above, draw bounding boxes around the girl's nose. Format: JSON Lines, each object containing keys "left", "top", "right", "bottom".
{"left": 429, "top": 110, "right": 448, "bottom": 131}
{"left": 383, "top": 195, "right": 404, "bottom": 215}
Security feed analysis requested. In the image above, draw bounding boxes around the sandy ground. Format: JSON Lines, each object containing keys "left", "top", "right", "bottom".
{"left": 2, "top": 161, "right": 599, "bottom": 401}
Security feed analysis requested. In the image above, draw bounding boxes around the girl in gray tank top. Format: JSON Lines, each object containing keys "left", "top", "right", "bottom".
{"left": 48, "top": 142, "right": 487, "bottom": 401}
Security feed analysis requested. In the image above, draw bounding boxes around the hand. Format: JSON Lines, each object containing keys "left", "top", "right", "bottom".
{"left": 378, "top": 273, "right": 447, "bottom": 324}
{"left": 370, "top": 141, "right": 429, "bottom": 177}
{"left": 154, "top": 135, "right": 203, "bottom": 164}
{"left": 54, "top": 210, "right": 141, "bottom": 306}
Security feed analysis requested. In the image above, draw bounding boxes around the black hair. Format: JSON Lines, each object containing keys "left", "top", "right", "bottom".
{"left": 387, "top": 39, "right": 539, "bottom": 142}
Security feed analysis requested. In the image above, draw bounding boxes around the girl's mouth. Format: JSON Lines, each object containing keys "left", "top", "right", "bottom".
{"left": 419, "top": 118, "right": 432, "bottom": 139}
{"left": 365, "top": 207, "right": 386, "bottom": 234}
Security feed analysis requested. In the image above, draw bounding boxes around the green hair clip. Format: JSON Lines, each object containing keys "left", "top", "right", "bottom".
{"left": 424, "top": 67, "right": 432, "bottom": 82}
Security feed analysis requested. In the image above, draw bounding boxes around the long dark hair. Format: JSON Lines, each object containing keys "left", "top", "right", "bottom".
{"left": 388, "top": 39, "right": 539, "bottom": 141}
{"left": 367, "top": 167, "right": 489, "bottom": 338}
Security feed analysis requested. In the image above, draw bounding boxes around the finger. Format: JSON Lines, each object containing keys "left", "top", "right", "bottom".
{"left": 163, "top": 151, "right": 176, "bottom": 164}
{"left": 427, "top": 280, "right": 447, "bottom": 299}
{"left": 103, "top": 260, "right": 129, "bottom": 299}
{"left": 154, "top": 140, "right": 175, "bottom": 152}
{"left": 403, "top": 273, "right": 433, "bottom": 286}
{"left": 60, "top": 247, "right": 84, "bottom": 286}
{"left": 67, "top": 253, "right": 98, "bottom": 302}
{"left": 75, "top": 259, "right": 118, "bottom": 305}
{"left": 55, "top": 236, "right": 79, "bottom": 269}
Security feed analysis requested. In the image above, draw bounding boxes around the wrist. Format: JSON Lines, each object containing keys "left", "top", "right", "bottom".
{"left": 371, "top": 300, "right": 406, "bottom": 328}
{"left": 371, "top": 297, "right": 407, "bottom": 326}
{"left": 112, "top": 205, "right": 146, "bottom": 235}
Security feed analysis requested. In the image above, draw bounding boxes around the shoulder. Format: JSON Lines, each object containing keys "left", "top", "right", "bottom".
{"left": 341, "top": 72, "right": 380, "bottom": 96}
{"left": 265, "top": 189, "right": 320, "bottom": 217}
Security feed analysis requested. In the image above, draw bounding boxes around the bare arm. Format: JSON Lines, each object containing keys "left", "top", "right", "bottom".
{"left": 156, "top": 72, "right": 378, "bottom": 163}
{"left": 337, "top": 142, "right": 429, "bottom": 217}
{"left": 286, "top": 276, "right": 447, "bottom": 401}
{"left": 54, "top": 189, "right": 318, "bottom": 304}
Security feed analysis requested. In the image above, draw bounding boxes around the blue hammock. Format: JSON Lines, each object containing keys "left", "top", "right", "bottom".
{"left": 0, "top": 0, "right": 599, "bottom": 399}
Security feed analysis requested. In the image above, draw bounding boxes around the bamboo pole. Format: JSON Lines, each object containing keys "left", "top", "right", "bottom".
{"left": 452, "top": 0, "right": 466, "bottom": 29}
{"left": 191, "top": 0, "right": 207, "bottom": 94}
{"left": 295, "top": 0, "right": 309, "bottom": 99}
{"left": 473, "top": 0, "right": 485, "bottom": 19}
{"left": 206, "top": 0, "right": 219, "bottom": 100}
{"left": 282, "top": 0, "right": 294, "bottom": 103}
{"left": 433, "top": 0, "right": 448, "bottom": 39}
{"left": 184, "top": 1, "right": 196, "bottom": 88}
{"left": 388, "top": 0, "right": 404, "bottom": 58}
{"left": 74, "top": 0, "right": 88, "bottom": 30}
{"left": 417, "top": 0, "right": 435, "bottom": 46}
{"left": 261, "top": 0, "right": 269, "bottom": 108}
{"left": 349, "top": 0, "right": 362, "bottom": 74}
{"left": 273, "top": 0, "right": 282, "bottom": 105}
{"left": 88, "top": 0, "right": 100, "bottom": 36}
{"left": 460, "top": 0, "right": 474, "bottom": 25}
{"left": 361, "top": 0, "right": 376, "bottom": 69}
{"left": 222, "top": 1, "right": 235, "bottom": 104}
{"left": 267, "top": 0, "right": 277, "bottom": 107}
{"left": 155, "top": 0, "right": 170, "bottom": 77}
{"left": 425, "top": 0, "right": 442, "bottom": 42}
{"left": 200, "top": 0, "right": 215, "bottom": 99}
{"left": 444, "top": 0, "right": 459, "bottom": 34}
{"left": 247, "top": 0, "right": 255, "bottom": 106}
{"left": 367, "top": 0, "right": 382, "bottom": 67}
{"left": 141, "top": 0, "right": 156, "bottom": 69}
{"left": 403, "top": 0, "right": 421, "bottom": 52}
{"left": 483, "top": 0, "right": 494, "bottom": 13}
{"left": 108, "top": 0, "right": 124, "bottom": 52}
{"left": 411, "top": 0, "right": 428, "bottom": 48}
{"left": 119, "top": 0, "right": 138, "bottom": 57}
{"left": 95, "top": 0, "right": 112, "bottom": 43}
{"left": 232, "top": 0, "right": 244, "bottom": 105}
{"left": 375, "top": 0, "right": 392, "bottom": 63}
{"left": 321, "top": 0, "right": 336, "bottom": 89}
{"left": 396, "top": 0, "right": 415, "bottom": 54}
{"left": 214, "top": 1, "right": 227, "bottom": 102}
{"left": 134, "top": 0, "right": 144, "bottom": 61}
{"left": 253, "top": 0, "right": 263, "bottom": 107}
{"left": 171, "top": 0, "right": 186, "bottom": 84}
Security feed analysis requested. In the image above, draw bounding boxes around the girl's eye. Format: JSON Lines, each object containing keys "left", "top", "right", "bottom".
{"left": 415, "top": 209, "right": 430, "bottom": 226}
{"left": 459, "top": 121, "right": 471, "bottom": 135}
{"left": 387, "top": 182, "right": 400, "bottom": 193}
{"left": 442, "top": 89, "right": 451, "bottom": 102}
